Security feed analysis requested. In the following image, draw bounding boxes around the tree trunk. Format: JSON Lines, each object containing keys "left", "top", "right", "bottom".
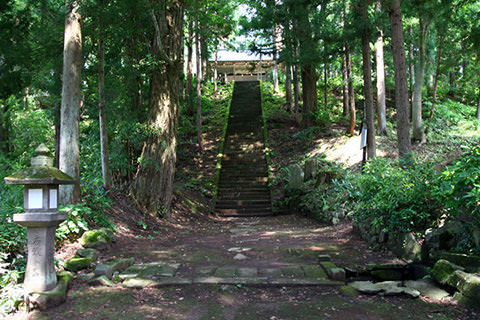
{"left": 301, "top": 65, "right": 318, "bottom": 127}
{"left": 375, "top": 0, "right": 387, "bottom": 135}
{"left": 59, "top": 0, "right": 82, "bottom": 205}
{"left": 214, "top": 49, "right": 218, "bottom": 98}
{"left": 386, "top": 0, "right": 412, "bottom": 157}
{"left": 98, "top": 0, "right": 110, "bottom": 190}
{"left": 409, "top": 26, "right": 415, "bottom": 109}
{"left": 359, "top": 0, "right": 376, "bottom": 159}
{"left": 430, "top": 35, "right": 444, "bottom": 118}
{"left": 342, "top": 50, "right": 349, "bottom": 117}
{"left": 132, "top": 0, "right": 184, "bottom": 214}
{"left": 477, "top": 84, "right": 480, "bottom": 120}
{"left": 285, "top": 64, "right": 293, "bottom": 110}
{"left": 346, "top": 44, "right": 356, "bottom": 135}
{"left": 293, "top": 64, "right": 301, "bottom": 122}
{"left": 324, "top": 62, "right": 328, "bottom": 109}
{"left": 0, "top": 105, "right": 9, "bottom": 154}
{"left": 273, "top": 53, "right": 279, "bottom": 93}
{"left": 195, "top": 18, "right": 204, "bottom": 151}
{"left": 412, "top": 17, "right": 428, "bottom": 143}
{"left": 186, "top": 18, "right": 194, "bottom": 115}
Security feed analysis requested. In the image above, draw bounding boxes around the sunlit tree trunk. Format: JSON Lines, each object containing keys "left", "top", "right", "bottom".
{"left": 186, "top": 18, "right": 194, "bottom": 115}
{"left": 359, "top": 0, "right": 376, "bottom": 159}
{"left": 375, "top": 0, "right": 387, "bottom": 135}
{"left": 132, "top": 0, "right": 184, "bottom": 213}
{"left": 214, "top": 48, "right": 218, "bottom": 98}
{"left": 477, "top": 84, "right": 480, "bottom": 120}
{"left": 342, "top": 50, "right": 349, "bottom": 117}
{"left": 195, "top": 17, "right": 204, "bottom": 151}
{"left": 98, "top": 0, "right": 110, "bottom": 189}
{"left": 412, "top": 18, "right": 429, "bottom": 143}
{"left": 346, "top": 44, "right": 356, "bottom": 135}
{"left": 430, "top": 35, "right": 444, "bottom": 118}
{"left": 385, "top": 0, "right": 412, "bottom": 157}
{"left": 59, "top": 0, "right": 82, "bottom": 205}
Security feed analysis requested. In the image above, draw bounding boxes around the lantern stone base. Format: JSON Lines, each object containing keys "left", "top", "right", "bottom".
{"left": 29, "top": 271, "right": 73, "bottom": 310}
{"left": 14, "top": 212, "right": 67, "bottom": 292}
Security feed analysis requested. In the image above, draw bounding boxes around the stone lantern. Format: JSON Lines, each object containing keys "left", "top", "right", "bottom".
{"left": 4, "top": 144, "right": 75, "bottom": 292}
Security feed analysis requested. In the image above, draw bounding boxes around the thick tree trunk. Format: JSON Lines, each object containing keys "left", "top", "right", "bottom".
{"left": 186, "top": 18, "right": 194, "bottom": 115}
{"left": 412, "top": 18, "right": 428, "bottom": 143}
{"left": 195, "top": 18, "right": 204, "bottom": 151}
{"left": 285, "top": 64, "right": 293, "bottom": 110}
{"left": 98, "top": 0, "right": 110, "bottom": 190}
{"left": 430, "top": 35, "right": 444, "bottom": 118}
{"left": 59, "top": 0, "right": 82, "bottom": 205}
{"left": 359, "top": 0, "right": 376, "bottom": 159}
{"left": 132, "top": 0, "right": 184, "bottom": 213}
{"left": 375, "top": 1, "right": 387, "bottom": 135}
{"left": 342, "top": 50, "right": 349, "bottom": 117}
{"left": 408, "top": 27, "right": 414, "bottom": 108}
{"left": 346, "top": 44, "right": 356, "bottom": 135}
{"left": 386, "top": 0, "right": 412, "bottom": 157}
{"left": 301, "top": 65, "right": 318, "bottom": 128}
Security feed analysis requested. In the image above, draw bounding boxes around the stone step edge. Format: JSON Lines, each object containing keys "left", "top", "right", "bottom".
{"left": 122, "top": 277, "right": 343, "bottom": 288}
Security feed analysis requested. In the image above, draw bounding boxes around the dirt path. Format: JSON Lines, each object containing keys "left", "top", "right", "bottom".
{"left": 24, "top": 215, "right": 476, "bottom": 320}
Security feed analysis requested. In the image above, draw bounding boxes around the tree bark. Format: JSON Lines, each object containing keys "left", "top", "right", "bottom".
{"left": 477, "top": 84, "right": 480, "bottom": 120}
{"left": 214, "top": 48, "right": 218, "bottom": 98}
{"left": 132, "top": 0, "right": 184, "bottom": 213}
{"left": 293, "top": 64, "right": 301, "bottom": 122}
{"left": 412, "top": 17, "right": 429, "bottom": 143}
{"left": 359, "top": 0, "right": 376, "bottom": 159}
{"left": 273, "top": 53, "right": 279, "bottom": 93}
{"left": 324, "top": 63, "right": 328, "bottom": 109}
{"left": 430, "top": 34, "right": 444, "bottom": 118}
{"left": 385, "top": 0, "right": 412, "bottom": 157}
{"left": 285, "top": 64, "right": 293, "bottom": 110}
{"left": 301, "top": 65, "right": 318, "bottom": 127}
{"left": 59, "top": 0, "right": 82, "bottom": 205}
{"left": 98, "top": 0, "right": 110, "bottom": 190}
{"left": 195, "top": 17, "right": 204, "bottom": 151}
{"left": 375, "top": 0, "right": 387, "bottom": 135}
{"left": 186, "top": 18, "right": 194, "bottom": 114}
{"left": 409, "top": 27, "right": 415, "bottom": 108}
{"left": 346, "top": 44, "right": 356, "bottom": 135}
{"left": 342, "top": 50, "right": 349, "bottom": 117}
{"left": 0, "top": 105, "right": 9, "bottom": 154}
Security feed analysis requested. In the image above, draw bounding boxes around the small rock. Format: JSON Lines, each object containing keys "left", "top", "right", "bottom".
{"left": 234, "top": 253, "right": 248, "bottom": 260}
{"left": 227, "top": 247, "right": 252, "bottom": 253}
{"left": 77, "top": 273, "right": 95, "bottom": 281}
{"left": 80, "top": 228, "right": 114, "bottom": 250}
{"left": 88, "top": 275, "right": 116, "bottom": 287}
{"left": 404, "top": 279, "right": 449, "bottom": 300}
{"left": 286, "top": 164, "right": 304, "bottom": 190}
{"left": 76, "top": 248, "right": 99, "bottom": 261}
{"left": 339, "top": 285, "right": 359, "bottom": 297}
{"left": 432, "top": 259, "right": 464, "bottom": 285}
{"left": 94, "top": 264, "right": 114, "bottom": 279}
{"left": 64, "top": 257, "right": 92, "bottom": 273}
{"left": 349, "top": 281, "right": 381, "bottom": 294}
{"left": 318, "top": 254, "right": 332, "bottom": 262}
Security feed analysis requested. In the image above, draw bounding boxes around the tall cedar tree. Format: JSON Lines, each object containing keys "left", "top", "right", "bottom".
{"left": 384, "top": 0, "right": 411, "bottom": 156}
{"left": 59, "top": 0, "right": 82, "bottom": 204}
{"left": 132, "top": 0, "right": 185, "bottom": 213}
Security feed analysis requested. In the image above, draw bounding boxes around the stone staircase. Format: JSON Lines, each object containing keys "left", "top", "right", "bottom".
{"left": 216, "top": 81, "right": 272, "bottom": 217}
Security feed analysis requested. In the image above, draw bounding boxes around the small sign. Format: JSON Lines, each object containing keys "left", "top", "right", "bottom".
{"left": 360, "top": 128, "right": 367, "bottom": 149}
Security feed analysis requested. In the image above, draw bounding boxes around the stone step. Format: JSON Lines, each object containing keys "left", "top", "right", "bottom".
{"left": 216, "top": 200, "right": 271, "bottom": 208}
{"left": 216, "top": 207, "right": 272, "bottom": 215}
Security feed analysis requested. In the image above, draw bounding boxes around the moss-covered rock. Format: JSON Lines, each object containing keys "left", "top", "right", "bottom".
{"left": 76, "top": 248, "right": 99, "bottom": 261}
{"left": 431, "top": 251, "right": 480, "bottom": 273}
{"left": 387, "top": 232, "right": 422, "bottom": 262}
{"left": 339, "top": 285, "right": 359, "bottom": 297}
{"left": 454, "top": 292, "right": 480, "bottom": 311}
{"left": 80, "top": 228, "right": 114, "bottom": 249}
{"left": 432, "top": 259, "right": 464, "bottom": 285}
{"left": 64, "top": 257, "right": 92, "bottom": 273}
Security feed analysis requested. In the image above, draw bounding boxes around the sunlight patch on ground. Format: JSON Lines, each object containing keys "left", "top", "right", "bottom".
{"left": 310, "top": 134, "right": 388, "bottom": 168}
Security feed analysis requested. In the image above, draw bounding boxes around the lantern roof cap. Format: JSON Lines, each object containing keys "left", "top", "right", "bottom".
{"left": 4, "top": 144, "right": 75, "bottom": 185}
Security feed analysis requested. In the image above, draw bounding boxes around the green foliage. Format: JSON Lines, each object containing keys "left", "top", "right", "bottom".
{"left": 436, "top": 146, "right": 480, "bottom": 252}
{"left": 354, "top": 158, "right": 440, "bottom": 234}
